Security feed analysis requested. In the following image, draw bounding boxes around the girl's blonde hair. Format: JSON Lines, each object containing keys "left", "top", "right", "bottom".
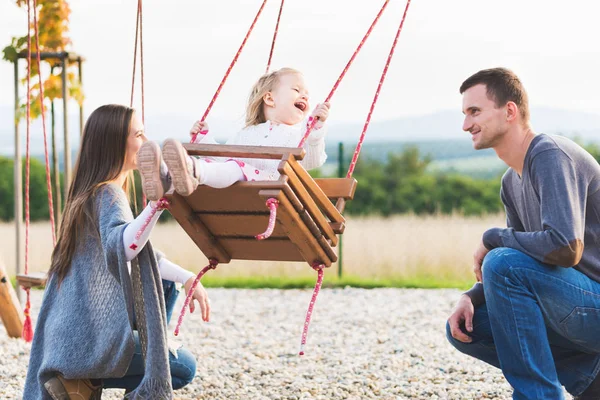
{"left": 245, "top": 67, "right": 301, "bottom": 127}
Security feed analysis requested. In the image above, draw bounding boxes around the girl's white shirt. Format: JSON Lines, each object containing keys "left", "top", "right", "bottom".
{"left": 197, "top": 118, "right": 327, "bottom": 180}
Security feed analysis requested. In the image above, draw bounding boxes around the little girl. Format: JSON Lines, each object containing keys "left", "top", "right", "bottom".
{"left": 137, "top": 67, "right": 330, "bottom": 200}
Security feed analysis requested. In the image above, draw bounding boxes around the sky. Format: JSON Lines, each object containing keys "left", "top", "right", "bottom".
{"left": 1, "top": 0, "right": 599, "bottom": 129}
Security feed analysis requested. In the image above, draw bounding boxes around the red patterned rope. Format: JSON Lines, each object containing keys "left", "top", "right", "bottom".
{"left": 138, "top": 0, "right": 147, "bottom": 208}
{"left": 266, "top": 0, "right": 284, "bottom": 73}
{"left": 298, "top": 0, "right": 390, "bottom": 148}
{"left": 192, "top": 0, "right": 269, "bottom": 143}
{"left": 129, "top": 0, "right": 140, "bottom": 108}
{"left": 139, "top": 0, "right": 145, "bottom": 125}
{"left": 25, "top": 0, "right": 32, "bottom": 280}
{"left": 174, "top": 259, "right": 218, "bottom": 336}
{"left": 299, "top": 263, "right": 325, "bottom": 355}
{"left": 129, "top": 197, "right": 169, "bottom": 251}
{"left": 32, "top": 0, "right": 56, "bottom": 246}
{"left": 23, "top": 2, "right": 33, "bottom": 342}
{"left": 347, "top": 0, "right": 411, "bottom": 178}
{"left": 255, "top": 198, "right": 279, "bottom": 240}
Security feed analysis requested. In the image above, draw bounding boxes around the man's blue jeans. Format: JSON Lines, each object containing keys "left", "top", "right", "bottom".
{"left": 103, "top": 280, "right": 197, "bottom": 391}
{"left": 446, "top": 247, "right": 600, "bottom": 399}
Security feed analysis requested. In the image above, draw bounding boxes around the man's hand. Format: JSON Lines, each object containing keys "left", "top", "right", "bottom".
{"left": 473, "top": 240, "right": 490, "bottom": 282}
{"left": 447, "top": 294, "right": 475, "bottom": 343}
{"left": 183, "top": 277, "right": 211, "bottom": 322}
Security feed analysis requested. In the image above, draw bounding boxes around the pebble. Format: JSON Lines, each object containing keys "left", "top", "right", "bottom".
{"left": 0, "top": 288, "right": 573, "bottom": 399}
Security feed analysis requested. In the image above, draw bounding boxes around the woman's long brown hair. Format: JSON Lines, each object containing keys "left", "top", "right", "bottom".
{"left": 48, "top": 104, "right": 135, "bottom": 286}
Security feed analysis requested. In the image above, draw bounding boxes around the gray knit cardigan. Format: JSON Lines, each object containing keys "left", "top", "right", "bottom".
{"left": 23, "top": 184, "right": 173, "bottom": 399}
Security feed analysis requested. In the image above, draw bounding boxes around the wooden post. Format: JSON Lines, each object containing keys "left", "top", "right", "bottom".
{"left": 0, "top": 259, "right": 25, "bottom": 339}
{"left": 337, "top": 142, "right": 344, "bottom": 278}
{"left": 61, "top": 60, "right": 71, "bottom": 193}
{"left": 78, "top": 58, "right": 84, "bottom": 137}
{"left": 51, "top": 97, "right": 62, "bottom": 231}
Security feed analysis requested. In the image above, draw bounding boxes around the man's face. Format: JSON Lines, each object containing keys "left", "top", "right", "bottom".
{"left": 461, "top": 84, "right": 508, "bottom": 150}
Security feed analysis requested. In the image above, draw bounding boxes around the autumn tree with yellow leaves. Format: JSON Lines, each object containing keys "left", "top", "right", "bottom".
{"left": 2, "top": 0, "right": 84, "bottom": 120}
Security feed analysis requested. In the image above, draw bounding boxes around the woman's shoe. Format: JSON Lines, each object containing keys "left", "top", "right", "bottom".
{"left": 44, "top": 375, "right": 102, "bottom": 400}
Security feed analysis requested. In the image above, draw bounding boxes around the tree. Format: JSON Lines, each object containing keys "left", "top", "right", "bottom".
{"left": 3, "top": 0, "right": 83, "bottom": 121}
{"left": 346, "top": 147, "right": 503, "bottom": 216}
{"left": 0, "top": 156, "right": 54, "bottom": 221}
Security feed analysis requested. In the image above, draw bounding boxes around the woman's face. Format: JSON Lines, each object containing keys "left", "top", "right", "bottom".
{"left": 124, "top": 113, "right": 146, "bottom": 172}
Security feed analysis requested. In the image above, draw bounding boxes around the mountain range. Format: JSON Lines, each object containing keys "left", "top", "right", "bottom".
{"left": 1, "top": 105, "right": 598, "bottom": 156}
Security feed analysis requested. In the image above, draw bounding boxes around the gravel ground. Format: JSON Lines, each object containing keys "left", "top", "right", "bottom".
{"left": 1, "top": 288, "right": 573, "bottom": 399}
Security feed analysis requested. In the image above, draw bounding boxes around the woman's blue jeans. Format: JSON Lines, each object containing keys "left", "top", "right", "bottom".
{"left": 446, "top": 247, "right": 600, "bottom": 399}
{"left": 103, "top": 280, "right": 197, "bottom": 391}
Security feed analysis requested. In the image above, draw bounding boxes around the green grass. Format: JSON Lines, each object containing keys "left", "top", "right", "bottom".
{"left": 200, "top": 274, "right": 472, "bottom": 290}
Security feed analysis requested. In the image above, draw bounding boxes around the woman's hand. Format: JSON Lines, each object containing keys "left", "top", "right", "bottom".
{"left": 183, "top": 277, "right": 211, "bottom": 322}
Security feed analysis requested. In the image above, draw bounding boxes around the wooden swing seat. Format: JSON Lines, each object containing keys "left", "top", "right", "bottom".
{"left": 165, "top": 143, "right": 357, "bottom": 268}
{"left": 14, "top": 143, "right": 355, "bottom": 288}
{"left": 16, "top": 272, "right": 47, "bottom": 289}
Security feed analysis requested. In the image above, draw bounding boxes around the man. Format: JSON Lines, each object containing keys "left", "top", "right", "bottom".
{"left": 446, "top": 68, "right": 600, "bottom": 400}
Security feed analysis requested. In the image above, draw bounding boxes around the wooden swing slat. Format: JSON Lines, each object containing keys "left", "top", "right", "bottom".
{"left": 276, "top": 180, "right": 339, "bottom": 259}
{"left": 16, "top": 272, "right": 47, "bottom": 289}
{"left": 298, "top": 209, "right": 338, "bottom": 262}
{"left": 258, "top": 189, "right": 333, "bottom": 267}
{"left": 279, "top": 161, "right": 338, "bottom": 246}
{"left": 330, "top": 222, "right": 345, "bottom": 234}
{"left": 287, "top": 157, "right": 347, "bottom": 225}
{"left": 167, "top": 192, "right": 232, "bottom": 263}
{"left": 184, "top": 143, "right": 305, "bottom": 161}
{"left": 219, "top": 238, "right": 303, "bottom": 262}
{"left": 199, "top": 214, "right": 288, "bottom": 238}
{"left": 314, "top": 178, "right": 358, "bottom": 200}
{"left": 184, "top": 180, "right": 287, "bottom": 213}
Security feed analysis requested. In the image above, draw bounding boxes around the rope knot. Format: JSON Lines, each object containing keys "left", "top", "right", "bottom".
{"left": 311, "top": 262, "right": 324, "bottom": 272}
{"left": 155, "top": 197, "right": 170, "bottom": 210}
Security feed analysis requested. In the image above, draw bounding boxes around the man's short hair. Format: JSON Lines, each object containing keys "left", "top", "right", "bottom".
{"left": 460, "top": 68, "right": 530, "bottom": 122}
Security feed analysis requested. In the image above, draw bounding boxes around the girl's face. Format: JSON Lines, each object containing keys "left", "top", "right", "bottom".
{"left": 124, "top": 113, "right": 146, "bottom": 172}
{"left": 264, "top": 73, "right": 310, "bottom": 125}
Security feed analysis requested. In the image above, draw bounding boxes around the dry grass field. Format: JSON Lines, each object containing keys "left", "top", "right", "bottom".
{"left": 0, "top": 214, "right": 504, "bottom": 287}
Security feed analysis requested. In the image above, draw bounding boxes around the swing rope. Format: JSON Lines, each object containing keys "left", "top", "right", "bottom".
{"left": 297, "top": 0, "right": 391, "bottom": 148}
{"left": 266, "top": 0, "right": 284, "bottom": 73}
{"left": 22, "top": 0, "right": 57, "bottom": 342}
{"left": 191, "top": 0, "right": 270, "bottom": 143}
{"left": 130, "top": 0, "right": 147, "bottom": 207}
{"left": 297, "top": 0, "right": 413, "bottom": 355}
{"left": 347, "top": 0, "right": 412, "bottom": 178}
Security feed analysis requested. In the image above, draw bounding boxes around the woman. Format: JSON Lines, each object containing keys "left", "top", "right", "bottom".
{"left": 23, "top": 104, "right": 209, "bottom": 399}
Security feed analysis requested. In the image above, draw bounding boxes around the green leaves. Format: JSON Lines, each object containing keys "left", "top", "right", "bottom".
{"left": 6, "top": 0, "right": 84, "bottom": 122}
{"left": 346, "top": 147, "right": 503, "bottom": 216}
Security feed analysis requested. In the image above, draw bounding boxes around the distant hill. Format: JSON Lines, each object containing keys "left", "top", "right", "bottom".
{"left": 1, "top": 104, "right": 597, "bottom": 179}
